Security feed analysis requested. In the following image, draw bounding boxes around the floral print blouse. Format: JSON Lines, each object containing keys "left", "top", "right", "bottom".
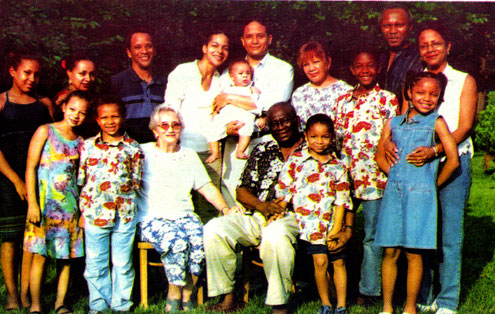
{"left": 78, "top": 133, "right": 144, "bottom": 227}
{"left": 275, "top": 148, "right": 352, "bottom": 245}
{"left": 334, "top": 84, "right": 399, "bottom": 200}
{"left": 291, "top": 80, "right": 352, "bottom": 130}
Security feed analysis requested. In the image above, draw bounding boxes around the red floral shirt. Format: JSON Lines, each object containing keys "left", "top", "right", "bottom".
{"left": 334, "top": 84, "right": 399, "bottom": 200}
{"left": 276, "top": 148, "right": 352, "bottom": 245}
{"left": 78, "top": 133, "right": 144, "bottom": 227}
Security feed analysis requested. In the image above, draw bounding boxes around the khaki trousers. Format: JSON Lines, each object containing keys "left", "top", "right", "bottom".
{"left": 204, "top": 212, "right": 298, "bottom": 305}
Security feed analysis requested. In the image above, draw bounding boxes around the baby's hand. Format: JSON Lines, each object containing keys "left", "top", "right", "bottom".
{"left": 251, "top": 86, "right": 261, "bottom": 95}
{"left": 256, "top": 117, "right": 267, "bottom": 130}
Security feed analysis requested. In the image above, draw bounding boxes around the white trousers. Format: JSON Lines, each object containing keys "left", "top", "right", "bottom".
{"left": 204, "top": 212, "right": 298, "bottom": 305}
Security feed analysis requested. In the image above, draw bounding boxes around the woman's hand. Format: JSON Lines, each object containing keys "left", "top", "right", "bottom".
{"left": 383, "top": 135, "right": 399, "bottom": 166}
{"left": 212, "top": 93, "right": 229, "bottom": 114}
{"left": 225, "top": 121, "right": 245, "bottom": 136}
{"left": 13, "top": 179, "right": 27, "bottom": 201}
{"left": 255, "top": 117, "right": 267, "bottom": 130}
{"left": 27, "top": 204, "right": 41, "bottom": 224}
{"left": 406, "top": 146, "right": 436, "bottom": 167}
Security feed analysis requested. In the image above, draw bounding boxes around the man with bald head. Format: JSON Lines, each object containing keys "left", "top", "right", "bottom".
{"left": 205, "top": 103, "right": 302, "bottom": 314}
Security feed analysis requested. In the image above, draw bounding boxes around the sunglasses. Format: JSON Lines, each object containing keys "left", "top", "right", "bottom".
{"left": 158, "top": 122, "right": 182, "bottom": 131}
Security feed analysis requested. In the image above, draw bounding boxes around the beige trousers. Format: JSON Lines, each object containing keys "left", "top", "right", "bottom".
{"left": 204, "top": 212, "right": 298, "bottom": 305}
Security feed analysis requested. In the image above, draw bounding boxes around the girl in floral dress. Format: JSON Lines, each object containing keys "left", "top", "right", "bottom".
{"left": 276, "top": 114, "right": 352, "bottom": 314}
{"left": 23, "top": 91, "right": 91, "bottom": 314}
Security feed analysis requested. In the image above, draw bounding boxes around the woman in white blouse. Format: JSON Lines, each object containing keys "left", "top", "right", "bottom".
{"left": 164, "top": 31, "right": 230, "bottom": 222}
{"left": 138, "top": 105, "right": 237, "bottom": 312}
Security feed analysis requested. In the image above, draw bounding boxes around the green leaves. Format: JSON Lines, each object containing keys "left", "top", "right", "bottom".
{"left": 476, "top": 92, "right": 495, "bottom": 153}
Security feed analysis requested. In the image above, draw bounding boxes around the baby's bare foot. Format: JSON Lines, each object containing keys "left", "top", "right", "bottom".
{"left": 236, "top": 151, "right": 249, "bottom": 160}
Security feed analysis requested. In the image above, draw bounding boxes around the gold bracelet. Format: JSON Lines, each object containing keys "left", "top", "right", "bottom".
{"left": 432, "top": 145, "right": 439, "bottom": 157}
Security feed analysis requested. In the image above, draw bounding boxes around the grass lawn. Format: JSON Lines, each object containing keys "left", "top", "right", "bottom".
{"left": 1, "top": 153, "right": 494, "bottom": 314}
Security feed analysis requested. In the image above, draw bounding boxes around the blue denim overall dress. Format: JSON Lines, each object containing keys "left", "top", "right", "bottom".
{"left": 375, "top": 111, "right": 440, "bottom": 249}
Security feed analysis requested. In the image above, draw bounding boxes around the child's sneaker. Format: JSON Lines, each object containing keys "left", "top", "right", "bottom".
{"left": 335, "top": 307, "right": 349, "bottom": 314}
{"left": 417, "top": 300, "right": 438, "bottom": 312}
{"left": 435, "top": 308, "right": 456, "bottom": 314}
{"left": 318, "top": 305, "right": 334, "bottom": 314}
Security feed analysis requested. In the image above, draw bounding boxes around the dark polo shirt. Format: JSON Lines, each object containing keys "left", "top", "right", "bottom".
{"left": 378, "top": 44, "right": 423, "bottom": 105}
{"left": 110, "top": 68, "right": 166, "bottom": 143}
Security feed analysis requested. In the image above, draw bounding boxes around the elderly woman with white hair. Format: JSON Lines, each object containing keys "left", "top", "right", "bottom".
{"left": 137, "top": 104, "right": 237, "bottom": 312}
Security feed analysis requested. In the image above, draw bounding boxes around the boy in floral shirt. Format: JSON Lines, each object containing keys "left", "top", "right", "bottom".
{"left": 333, "top": 48, "right": 399, "bottom": 304}
{"left": 78, "top": 95, "right": 144, "bottom": 313}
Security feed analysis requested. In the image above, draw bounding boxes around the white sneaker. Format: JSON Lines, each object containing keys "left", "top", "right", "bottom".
{"left": 436, "top": 308, "right": 456, "bottom": 314}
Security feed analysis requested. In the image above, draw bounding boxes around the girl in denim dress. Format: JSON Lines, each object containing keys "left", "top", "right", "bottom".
{"left": 375, "top": 72, "right": 459, "bottom": 314}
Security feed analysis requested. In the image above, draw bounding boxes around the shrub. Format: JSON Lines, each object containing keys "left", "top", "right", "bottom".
{"left": 475, "top": 91, "right": 495, "bottom": 153}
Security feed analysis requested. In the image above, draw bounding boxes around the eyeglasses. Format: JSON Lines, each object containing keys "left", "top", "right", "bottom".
{"left": 419, "top": 41, "right": 445, "bottom": 51}
{"left": 158, "top": 122, "right": 182, "bottom": 131}
{"left": 269, "top": 118, "right": 291, "bottom": 129}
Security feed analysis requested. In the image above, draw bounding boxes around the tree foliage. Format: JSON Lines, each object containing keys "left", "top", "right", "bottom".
{"left": 1, "top": 1, "right": 495, "bottom": 96}
{"left": 475, "top": 91, "right": 495, "bottom": 153}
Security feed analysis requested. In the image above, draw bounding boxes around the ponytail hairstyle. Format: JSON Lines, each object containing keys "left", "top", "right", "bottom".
{"left": 8, "top": 51, "right": 42, "bottom": 71}
{"left": 61, "top": 51, "right": 94, "bottom": 72}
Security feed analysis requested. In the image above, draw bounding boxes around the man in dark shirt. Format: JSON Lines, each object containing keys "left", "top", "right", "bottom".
{"left": 378, "top": 5, "right": 422, "bottom": 108}
{"left": 205, "top": 102, "right": 353, "bottom": 314}
{"left": 110, "top": 29, "right": 165, "bottom": 143}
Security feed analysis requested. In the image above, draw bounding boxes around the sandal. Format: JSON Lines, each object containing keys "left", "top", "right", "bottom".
{"left": 165, "top": 298, "right": 181, "bottom": 312}
{"left": 55, "top": 305, "right": 73, "bottom": 314}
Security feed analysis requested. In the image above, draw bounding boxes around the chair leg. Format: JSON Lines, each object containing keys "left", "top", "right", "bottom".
{"left": 242, "top": 248, "right": 250, "bottom": 303}
{"left": 139, "top": 248, "right": 149, "bottom": 308}
{"left": 197, "top": 282, "right": 204, "bottom": 305}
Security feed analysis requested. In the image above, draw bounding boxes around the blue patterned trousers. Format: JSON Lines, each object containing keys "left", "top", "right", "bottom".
{"left": 139, "top": 213, "right": 204, "bottom": 286}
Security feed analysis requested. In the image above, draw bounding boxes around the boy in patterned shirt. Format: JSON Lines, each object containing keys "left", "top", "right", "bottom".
{"left": 78, "top": 95, "right": 144, "bottom": 313}
{"left": 333, "top": 48, "right": 399, "bottom": 304}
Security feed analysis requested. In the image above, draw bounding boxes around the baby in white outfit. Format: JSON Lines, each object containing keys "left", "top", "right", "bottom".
{"left": 207, "top": 60, "right": 265, "bottom": 162}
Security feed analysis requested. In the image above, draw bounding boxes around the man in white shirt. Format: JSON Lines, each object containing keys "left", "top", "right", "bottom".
{"left": 215, "top": 18, "right": 294, "bottom": 203}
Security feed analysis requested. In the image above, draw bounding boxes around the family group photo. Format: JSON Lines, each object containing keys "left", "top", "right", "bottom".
{"left": 0, "top": 1, "right": 494, "bottom": 314}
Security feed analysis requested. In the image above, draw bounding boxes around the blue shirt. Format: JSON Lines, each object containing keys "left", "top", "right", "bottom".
{"left": 110, "top": 67, "right": 166, "bottom": 120}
